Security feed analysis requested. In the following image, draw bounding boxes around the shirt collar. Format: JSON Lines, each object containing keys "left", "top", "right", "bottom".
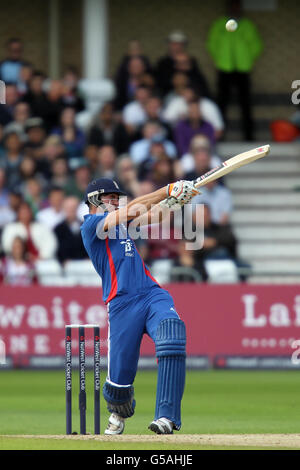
{"left": 83, "top": 212, "right": 107, "bottom": 220}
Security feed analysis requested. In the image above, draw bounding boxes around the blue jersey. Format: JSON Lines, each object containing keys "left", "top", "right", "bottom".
{"left": 81, "top": 213, "right": 159, "bottom": 303}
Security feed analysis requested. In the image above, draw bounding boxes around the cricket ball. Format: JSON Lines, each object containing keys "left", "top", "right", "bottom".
{"left": 226, "top": 19, "right": 238, "bottom": 32}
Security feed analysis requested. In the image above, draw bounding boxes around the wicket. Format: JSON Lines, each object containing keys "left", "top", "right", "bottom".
{"left": 65, "top": 324, "right": 100, "bottom": 435}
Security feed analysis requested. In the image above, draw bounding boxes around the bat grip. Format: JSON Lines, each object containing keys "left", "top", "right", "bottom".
{"left": 193, "top": 178, "right": 202, "bottom": 189}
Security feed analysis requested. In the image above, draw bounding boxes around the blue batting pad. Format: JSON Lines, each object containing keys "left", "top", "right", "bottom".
{"left": 154, "top": 318, "right": 186, "bottom": 429}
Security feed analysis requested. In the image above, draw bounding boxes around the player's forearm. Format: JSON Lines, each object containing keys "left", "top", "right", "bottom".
{"left": 130, "top": 201, "right": 170, "bottom": 228}
{"left": 127, "top": 187, "right": 166, "bottom": 214}
{"left": 103, "top": 186, "right": 167, "bottom": 230}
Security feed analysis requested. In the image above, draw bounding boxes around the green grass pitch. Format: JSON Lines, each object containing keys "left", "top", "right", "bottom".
{"left": 0, "top": 369, "right": 299, "bottom": 450}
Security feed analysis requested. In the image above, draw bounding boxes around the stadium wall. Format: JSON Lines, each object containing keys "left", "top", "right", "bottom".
{"left": 1, "top": 284, "right": 300, "bottom": 370}
{"left": 0, "top": 0, "right": 298, "bottom": 94}
{"left": 109, "top": 0, "right": 299, "bottom": 94}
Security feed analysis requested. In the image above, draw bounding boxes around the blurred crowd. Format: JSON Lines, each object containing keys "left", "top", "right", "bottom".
{"left": 0, "top": 15, "right": 258, "bottom": 285}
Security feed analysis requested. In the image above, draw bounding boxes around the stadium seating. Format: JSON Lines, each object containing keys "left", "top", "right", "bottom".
{"left": 76, "top": 78, "right": 115, "bottom": 130}
{"left": 35, "top": 259, "right": 65, "bottom": 286}
{"left": 151, "top": 259, "right": 174, "bottom": 284}
{"left": 218, "top": 142, "right": 300, "bottom": 283}
{"left": 204, "top": 259, "right": 239, "bottom": 283}
{"left": 64, "top": 260, "right": 102, "bottom": 286}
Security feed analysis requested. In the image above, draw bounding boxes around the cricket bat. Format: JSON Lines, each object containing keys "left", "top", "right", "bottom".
{"left": 193, "top": 144, "right": 270, "bottom": 188}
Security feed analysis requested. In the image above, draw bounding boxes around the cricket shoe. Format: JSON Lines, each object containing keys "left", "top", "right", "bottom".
{"left": 148, "top": 417, "right": 174, "bottom": 434}
{"left": 104, "top": 413, "right": 125, "bottom": 435}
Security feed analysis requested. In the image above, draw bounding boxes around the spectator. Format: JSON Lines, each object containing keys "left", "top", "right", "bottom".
{"left": 138, "top": 136, "right": 175, "bottom": 181}
{"left": 115, "top": 40, "right": 152, "bottom": 97}
{"left": 88, "top": 102, "right": 130, "bottom": 154}
{"left": 19, "top": 156, "right": 40, "bottom": 192}
{"left": 180, "top": 134, "right": 222, "bottom": 178}
{"left": 61, "top": 66, "right": 85, "bottom": 112}
{"left": 163, "top": 86, "right": 224, "bottom": 139}
{"left": 41, "top": 135, "right": 66, "bottom": 170}
{"left": 22, "top": 71, "right": 50, "bottom": 124}
{"left": 9, "top": 190, "right": 23, "bottom": 212}
{"left": 115, "top": 155, "right": 141, "bottom": 199}
{"left": 122, "top": 85, "right": 151, "bottom": 133}
{"left": 114, "top": 55, "right": 149, "bottom": 110}
{"left": 0, "top": 130, "right": 23, "bottom": 189}
{"left": 144, "top": 96, "right": 162, "bottom": 121}
{"left": 4, "top": 101, "right": 31, "bottom": 135}
{"left": 36, "top": 186, "right": 65, "bottom": 229}
{"left": 51, "top": 107, "right": 85, "bottom": 159}
{"left": 147, "top": 153, "right": 175, "bottom": 189}
{"left": 156, "top": 31, "right": 187, "bottom": 96}
{"left": 50, "top": 157, "right": 69, "bottom": 188}
{"left": 23, "top": 117, "right": 47, "bottom": 161}
{"left": 192, "top": 179, "right": 233, "bottom": 226}
{"left": 193, "top": 205, "right": 237, "bottom": 273}
{"left": 163, "top": 71, "right": 189, "bottom": 106}
{"left": 0, "top": 124, "right": 4, "bottom": 155}
{"left": 206, "top": 0, "right": 263, "bottom": 140}
{"left": 23, "top": 178, "right": 45, "bottom": 216}
{"left": 54, "top": 196, "right": 87, "bottom": 263}
{"left": 173, "top": 52, "right": 211, "bottom": 98}
{"left": 174, "top": 99, "right": 215, "bottom": 156}
{"left": 0, "top": 190, "right": 23, "bottom": 228}
{"left": 96, "top": 145, "right": 117, "bottom": 179}
{"left": 130, "top": 120, "right": 176, "bottom": 166}
{"left": 172, "top": 239, "right": 206, "bottom": 282}
{"left": 136, "top": 180, "right": 156, "bottom": 197}
{"left": 83, "top": 144, "right": 98, "bottom": 176}
{"left": 65, "top": 164, "right": 91, "bottom": 200}
{"left": 145, "top": 221, "right": 180, "bottom": 264}
{"left": 0, "top": 167, "right": 8, "bottom": 204}
{"left": 144, "top": 96, "right": 173, "bottom": 140}
{"left": 0, "top": 38, "right": 24, "bottom": 84}
{"left": 139, "top": 72, "right": 157, "bottom": 95}
{"left": 34, "top": 135, "right": 66, "bottom": 181}
{"left": 0, "top": 168, "right": 16, "bottom": 228}
{"left": 2, "top": 201, "right": 57, "bottom": 260}
{"left": 44, "top": 79, "right": 65, "bottom": 130}
{"left": 1, "top": 236, "right": 35, "bottom": 285}
{"left": 0, "top": 84, "right": 19, "bottom": 125}
{"left": 55, "top": 196, "right": 87, "bottom": 264}
{"left": 17, "top": 62, "right": 33, "bottom": 95}
{"left": 156, "top": 30, "right": 210, "bottom": 97}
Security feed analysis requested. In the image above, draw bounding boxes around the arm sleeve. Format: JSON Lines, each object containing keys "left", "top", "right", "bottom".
{"left": 95, "top": 214, "right": 109, "bottom": 240}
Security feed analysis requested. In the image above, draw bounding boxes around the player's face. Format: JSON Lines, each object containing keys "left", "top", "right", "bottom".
{"left": 101, "top": 193, "right": 120, "bottom": 212}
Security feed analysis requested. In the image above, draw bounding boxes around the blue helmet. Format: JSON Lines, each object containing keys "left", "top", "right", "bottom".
{"left": 85, "top": 177, "right": 127, "bottom": 207}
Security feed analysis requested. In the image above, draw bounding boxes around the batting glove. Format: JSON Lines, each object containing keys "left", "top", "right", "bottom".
{"left": 160, "top": 198, "right": 183, "bottom": 210}
{"left": 166, "top": 180, "right": 200, "bottom": 204}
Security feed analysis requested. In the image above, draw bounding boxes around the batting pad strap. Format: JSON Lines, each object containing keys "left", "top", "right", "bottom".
{"left": 155, "top": 318, "right": 186, "bottom": 358}
{"left": 103, "top": 381, "right": 136, "bottom": 418}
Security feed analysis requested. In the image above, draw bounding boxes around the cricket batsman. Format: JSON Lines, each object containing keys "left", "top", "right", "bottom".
{"left": 81, "top": 177, "right": 199, "bottom": 434}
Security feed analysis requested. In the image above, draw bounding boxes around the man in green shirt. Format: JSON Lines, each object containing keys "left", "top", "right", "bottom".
{"left": 207, "top": 0, "right": 263, "bottom": 141}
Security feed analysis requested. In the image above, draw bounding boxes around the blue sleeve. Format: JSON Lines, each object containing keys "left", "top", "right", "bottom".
{"left": 82, "top": 213, "right": 108, "bottom": 239}
{"left": 95, "top": 213, "right": 109, "bottom": 240}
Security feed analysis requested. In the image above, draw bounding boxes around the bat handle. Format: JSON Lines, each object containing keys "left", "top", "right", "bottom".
{"left": 193, "top": 178, "right": 201, "bottom": 189}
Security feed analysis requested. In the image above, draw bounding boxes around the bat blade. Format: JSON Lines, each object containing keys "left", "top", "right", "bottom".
{"left": 194, "top": 144, "right": 270, "bottom": 189}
